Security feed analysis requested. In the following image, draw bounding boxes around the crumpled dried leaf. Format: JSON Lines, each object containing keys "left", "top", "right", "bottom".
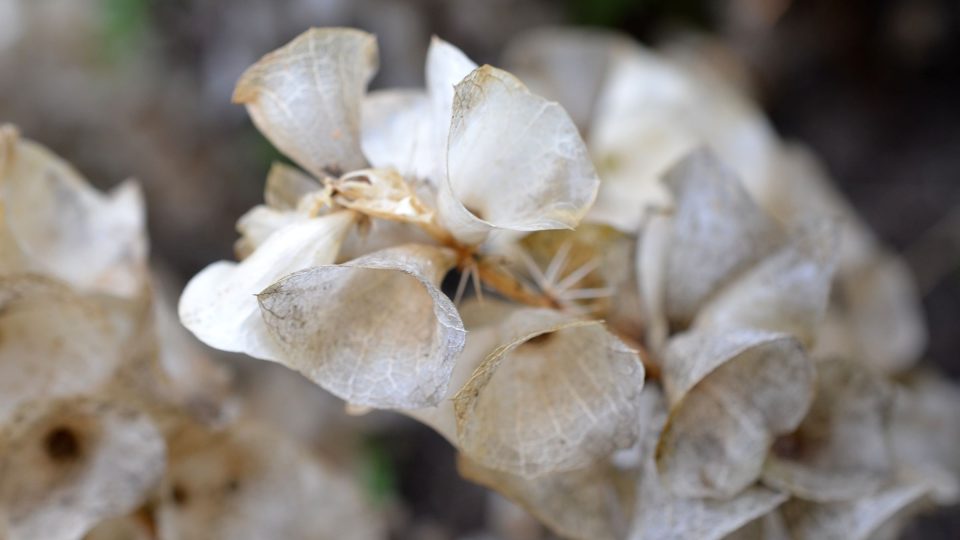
{"left": 156, "top": 419, "right": 381, "bottom": 540}
{"left": 763, "top": 358, "right": 894, "bottom": 502}
{"left": 779, "top": 475, "right": 932, "bottom": 540}
{"left": 0, "top": 276, "right": 131, "bottom": 424}
{"left": 693, "top": 221, "right": 838, "bottom": 347}
{"left": 453, "top": 308, "right": 644, "bottom": 477}
{"left": 0, "top": 127, "right": 147, "bottom": 298}
{"left": 257, "top": 244, "right": 464, "bottom": 409}
{"left": 631, "top": 385, "right": 789, "bottom": 540}
{"left": 0, "top": 398, "right": 165, "bottom": 540}
{"left": 439, "top": 65, "right": 600, "bottom": 244}
{"left": 654, "top": 149, "right": 784, "bottom": 326}
{"left": 503, "top": 27, "right": 633, "bottom": 131}
{"left": 233, "top": 28, "right": 377, "bottom": 177}
{"left": 179, "top": 210, "right": 355, "bottom": 361}
{"left": 657, "top": 329, "right": 814, "bottom": 498}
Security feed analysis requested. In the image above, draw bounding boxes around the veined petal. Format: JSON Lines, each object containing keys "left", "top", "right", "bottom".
{"left": 257, "top": 244, "right": 464, "bottom": 409}
{"left": 156, "top": 419, "right": 381, "bottom": 540}
{"left": 0, "top": 398, "right": 165, "bottom": 540}
{"left": 762, "top": 358, "right": 894, "bottom": 502}
{"left": 426, "top": 36, "right": 477, "bottom": 185}
{"left": 440, "top": 66, "right": 600, "bottom": 244}
{"left": 233, "top": 28, "right": 378, "bottom": 177}
{"left": 361, "top": 89, "right": 434, "bottom": 182}
{"left": 453, "top": 308, "right": 644, "bottom": 477}
{"left": 178, "top": 211, "right": 355, "bottom": 361}
{"left": 657, "top": 329, "right": 814, "bottom": 498}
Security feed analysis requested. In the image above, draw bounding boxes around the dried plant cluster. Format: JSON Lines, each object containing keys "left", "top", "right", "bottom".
{"left": 0, "top": 24, "right": 957, "bottom": 540}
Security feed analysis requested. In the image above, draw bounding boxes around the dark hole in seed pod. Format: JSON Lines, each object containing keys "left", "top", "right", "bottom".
{"left": 45, "top": 426, "right": 81, "bottom": 462}
{"left": 171, "top": 483, "right": 189, "bottom": 506}
{"left": 771, "top": 432, "right": 806, "bottom": 460}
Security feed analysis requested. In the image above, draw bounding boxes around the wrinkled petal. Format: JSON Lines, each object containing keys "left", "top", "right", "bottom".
{"left": 763, "top": 358, "right": 894, "bottom": 502}
{"left": 657, "top": 329, "right": 814, "bottom": 498}
{"left": 453, "top": 308, "right": 644, "bottom": 477}
{"left": 233, "top": 28, "right": 378, "bottom": 177}
{"left": 0, "top": 276, "right": 130, "bottom": 425}
{"left": 332, "top": 168, "right": 436, "bottom": 225}
{"left": 694, "top": 221, "right": 838, "bottom": 346}
{"left": 257, "top": 244, "right": 464, "bottom": 408}
{"left": 156, "top": 419, "right": 381, "bottom": 540}
{"left": 0, "top": 398, "right": 165, "bottom": 540}
{"left": 656, "top": 149, "right": 784, "bottom": 325}
{"left": 439, "top": 65, "right": 600, "bottom": 244}
{"left": 503, "top": 27, "right": 633, "bottom": 131}
{"left": 361, "top": 89, "right": 434, "bottom": 182}
{"left": 0, "top": 128, "right": 147, "bottom": 298}
{"left": 179, "top": 211, "right": 355, "bottom": 360}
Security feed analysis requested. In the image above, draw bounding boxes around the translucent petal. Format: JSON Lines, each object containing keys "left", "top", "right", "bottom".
{"left": 263, "top": 162, "right": 319, "bottom": 211}
{"left": 233, "top": 28, "right": 378, "bottom": 177}
{"left": 763, "top": 358, "right": 894, "bottom": 502}
{"left": 0, "top": 130, "right": 147, "bottom": 298}
{"left": 656, "top": 149, "right": 784, "bottom": 325}
{"left": 460, "top": 457, "right": 628, "bottom": 540}
{"left": 453, "top": 308, "right": 644, "bottom": 477}
{"left": 425, "top": 36, "right": 477, "bottom": 185}
{"left": 439, "top": 65, "right": 600, "bottom": 244}
{"left": 0, "top": 399, "right": 165, "bottom": 540}
{"left": 234, "top": 205, "right": 303, "bottom": 259}
{"left": 361, "top": 89, "right": 434, "bottom": 182}
{"left": 694, "top": 222, "right": 838, "bottom": 347}
{"left": 156, "top": 419, "right": 381, "bottom": 540}
{"left": 257, "top": 244, "right": 465, "bottom": 408}
{"left": 657, "top": 329, "right": 814, "bottom": 498}
{"left": 0, "top": 276, "right": 130, "bottom": 425}
{"left": 178, "top": 211, "right": 355, "bottom": 360}
{"left": 503, "top": 27, "right": 633, "bottom": 131}
{"left": 631, "top": 385, "right": 789, "bottom": 540}
{"left": 780, "top": 476, "right": 931, "bottom": 540}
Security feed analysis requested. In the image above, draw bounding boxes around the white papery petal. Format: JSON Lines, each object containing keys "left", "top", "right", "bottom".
{"left": 257, "top": 244, "right": 464, "bottom": 409}
{"left": 0, "top": 399, "right": 164, "bottom": 540}
{"left": 157, "top": 420, "right": 381, "bottom": 540}
{"left": 234, "top": 205, "right": 303, "bottom": 259}
{"left": 233, "top": 28, "right": 378, "bottom": 177}
{"left": 453, "top": 308, "right": 644, "bottom": 477}
{"left": 763, "top": 358, "right": 894, "bottom": 502}
{"left": 263, "top": 162, "right": 319, "bottom": 211}
{"left": 179, "top": 211, "right": 355, "bottom": 361}
{"left": 694, "top": 222, "right": 838, "bottom": 346}
{"left": 361, "top": 89, "right": 434, "bottom": 182}
{"left": 425, "top": 36, "right": 477, "bottom": 184}
{"left": 0, "top": 129, "right": 147, "bottom": 298}
{"left": 657, "top": 329, "right": 814, "bottom": 498}
{"left": 440, "top": 66, "right": 600, "bottom": 244}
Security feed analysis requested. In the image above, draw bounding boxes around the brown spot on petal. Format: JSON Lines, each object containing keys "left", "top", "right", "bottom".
{"left": 171, "top": 484, "right": 189, "bottom": 506}
{"left": 44, "top": 426, "right": 81, "bottom": 462}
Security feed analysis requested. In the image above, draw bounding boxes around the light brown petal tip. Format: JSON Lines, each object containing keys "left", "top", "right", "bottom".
{"left": 453, "top": 308, "right": 645, "bottom": 477}
{"left": 234, "top": 28, "right": 378, "bottom": 177}
{"left": 258, "top": 244, "right": 464, "bottom": 408}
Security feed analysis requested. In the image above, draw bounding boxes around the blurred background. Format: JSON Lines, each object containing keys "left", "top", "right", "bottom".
{"left": 1, "top": 0, "right": 958, "bottom": 538}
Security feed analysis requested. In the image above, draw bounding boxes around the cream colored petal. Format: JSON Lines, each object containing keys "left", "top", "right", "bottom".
{"left": 722, "top": 511, "right": 790, "bottom": 540}
{"left": 257, "top": 244, "right": 464, "bottom": 409}
{"left": 83, "top": 515, "right": 153, "bottom": 540}
{"left": 335, "top": 217, "right": 433, "bottom": 263}
{"left": 263, "top": 162, "right": 320, "bottom": 211}
{"left": 763, "top": 358, "right": 893, "bottom": 502}
{"left": 453, "top": 308, "right": 644, "bottom": 477}
{"left": 178, "top": 211, "right": 355, "bottom": 361}
{"left": 631, "top": 385, "right": 789, "bottom": 540}
{"left": 0, "top": 276, "right": 130, "bottom": 425}
{"left": 841, "top": 253, "right": 927, "bottom": 373}
{"left": 426, "top": 36, "right": 478, "bottom": 185}
{"left": 332, "top": 168, "right": 436, "bottom": 225}
{"left": 233, "top": 28, "right": 377, "bottom": 177}
{"left": 361, "top": 89, "right": 434, "bottom": 182}
{"left": 779, "top": 476, "right": 931, "bottom": 540}
{"left": 234, "top": 204, "right": 303, "bottom": 259}
{"left": 657, "top": 329, "right": 814, "bottom": 498}
{"left": 503, "top": 28, "right": 633, "bottom": 131}
{"left": 0, "top": 399, "right": 165, "bottom": 540}
{"left": 660, "top": 149, "right": 784, "bottom": 325}
{"left": 0, "top": 133, "right": 147, "bottom": 298}
{"left": 460, "top": 457, "right": 629, "bottom": 540}
{"left": 156, "top": 419, "right": 381, "bottom": 540}
{"left": 890, "top": 372, "right": 960, "bottom": 503}
{"left": 636, "top": 211, "right": 672, "bottom": 353}
{"left": 440, "top": 65, "right": 600, "bottom": 244}
{"left": 694, "top": 221, "right": 838, "bottom": 346}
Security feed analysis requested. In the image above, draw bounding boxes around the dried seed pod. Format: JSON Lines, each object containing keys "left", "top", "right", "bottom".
{"left": 258, "top": 244, "right": 464, "bottom": 408}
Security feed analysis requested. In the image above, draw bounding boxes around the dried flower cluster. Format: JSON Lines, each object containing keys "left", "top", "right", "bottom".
{"left": 1, "top": 23, "right": 957, "bottom": 540}
{"left": 0, "top": 126, "right": 381, "bottom": 539}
